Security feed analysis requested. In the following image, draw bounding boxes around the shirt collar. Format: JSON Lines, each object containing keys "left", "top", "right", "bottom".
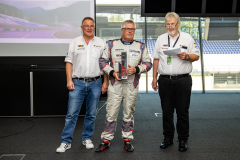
{"left": 168, "top": 31, "right": 180, "bottom": 40}
{"left": 81, "top": 35, "right": 95, "bottom": 41}
{"left": 120, "top": 37, "right": 133, "bottom": 45}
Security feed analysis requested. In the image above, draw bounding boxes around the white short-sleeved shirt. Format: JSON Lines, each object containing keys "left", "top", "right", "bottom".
{"left": 151, "top": 31, "right": 199, "bottom": 75}
{"left": 65, "top": 36, "right": 105, "bottom": 78}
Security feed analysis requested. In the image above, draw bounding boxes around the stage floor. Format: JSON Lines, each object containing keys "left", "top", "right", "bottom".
{"left": 1, "top": 93, "right": 240, "bottom": 160}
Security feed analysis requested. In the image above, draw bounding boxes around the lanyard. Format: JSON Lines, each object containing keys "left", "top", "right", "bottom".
{"left": 168, "top": 32, "right": 180, "bottom": 48}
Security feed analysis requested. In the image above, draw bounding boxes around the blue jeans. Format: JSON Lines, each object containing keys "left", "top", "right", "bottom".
{"left": 61, "top": 78, "right": 102, "bottom": 144}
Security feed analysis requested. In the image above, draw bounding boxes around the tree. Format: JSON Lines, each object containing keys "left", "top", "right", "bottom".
{"left": 179, "top": 18, "right": 199, "bottom": 39}
{"left": 109, "top": 14, "right": 124, "bottom": 22}
{"left": 109, "top": 15, "right": 116, "bottom": 22}
{"left": 115, "top": 14, "right": 124, "bottom": 22}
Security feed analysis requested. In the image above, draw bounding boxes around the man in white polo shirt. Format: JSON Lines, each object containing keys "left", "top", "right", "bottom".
{"left": 56, "top": 17, "right": 108, "bottom": 152}
{"left": 151, "top": 12, "right": 199, "bottom": 152}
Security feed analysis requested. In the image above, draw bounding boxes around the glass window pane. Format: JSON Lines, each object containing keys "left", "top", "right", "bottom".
{"left": 145, "top": 17, "right": 164, "bottom": 91}
{"left": 96, "top": 2, "right": 240, "bottom": 92}
{"left": 202, "top": 17, "right": 240, "bottom": 90}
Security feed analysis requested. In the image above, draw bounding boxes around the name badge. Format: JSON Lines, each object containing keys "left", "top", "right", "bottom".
{"left": 167, "top": 57, "right": 172, "bottom": 65}
{"left": 181, "top": 45, "right": 188, "bottom": 49}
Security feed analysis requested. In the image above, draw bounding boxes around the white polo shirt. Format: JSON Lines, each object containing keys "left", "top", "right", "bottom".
{"left": 152, "top": 31, "right": 199, "bottom": 75}
{"left": 65, "top": 36, "right": 105, "bottom": 78}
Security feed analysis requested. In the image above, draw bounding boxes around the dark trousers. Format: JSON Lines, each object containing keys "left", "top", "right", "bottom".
{"left": 158, "top": 75, "right": 192, "bottom": 141}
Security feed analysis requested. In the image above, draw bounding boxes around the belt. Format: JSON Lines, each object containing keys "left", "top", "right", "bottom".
{"left": 160, "top": 74, "right": 189, "bottom": 79}
{"left": 74, "top": 76, "right": 101, "bottom": 82}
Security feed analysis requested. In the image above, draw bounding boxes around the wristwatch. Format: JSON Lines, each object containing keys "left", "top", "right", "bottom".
{"left": 186, "top": 54, "right": 190, "bottom": 61}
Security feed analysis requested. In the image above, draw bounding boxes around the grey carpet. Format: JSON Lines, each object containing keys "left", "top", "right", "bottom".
{"left": 0, "top": 93, "right": 240, "bottom": 160}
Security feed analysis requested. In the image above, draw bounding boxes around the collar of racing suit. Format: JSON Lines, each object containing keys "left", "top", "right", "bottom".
{"left": 120, "top": 37, "right": 134, "bottom": 45}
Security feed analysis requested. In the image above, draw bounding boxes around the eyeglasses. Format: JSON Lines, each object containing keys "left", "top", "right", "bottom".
{"left": 165, "top": 23, "right": 178, "bottom": 28}
{"left": 122, "top": 28, "right": 136, "bottom": 31}
{"left": 83, "top": 25, "right": 94, "bottom": 28}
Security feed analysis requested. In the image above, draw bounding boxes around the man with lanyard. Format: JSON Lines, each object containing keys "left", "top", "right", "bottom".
{"left": 56, "top": 17, "right": 108, "bottom": 153}
{"left": 95, "top": 20, "right": 152, "bottom": 152}
{"left": 151, "top": 12, "right": 199, "bottom": 152}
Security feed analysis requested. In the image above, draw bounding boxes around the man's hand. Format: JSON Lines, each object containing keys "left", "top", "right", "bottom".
{"left": 67, "top": 80, "right": 75, "bottom": 90}
{"left": 127, "top": 65, "right": 136, "bottom": 75}
{"left": 113, "top": 71, "right": 122, "bottom": 81}
{"left": 177, "top": 52, "right": 187, "bottom": 60}
{"left": 101, "top": 82, "right": 108, "bottom": 94}
{"left": 152, "top": 78, "right": 158, "bottom": 91}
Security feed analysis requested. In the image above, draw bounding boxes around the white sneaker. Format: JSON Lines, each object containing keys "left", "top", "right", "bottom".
{"left": 82, "top": 139, "right": 94, "bottom": 149}
{"left": 56, "top": 143, "right": 71, "bottom": 153}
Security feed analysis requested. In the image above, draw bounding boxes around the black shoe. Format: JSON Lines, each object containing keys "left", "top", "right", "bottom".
{"left": 124, "top": 139, "right": 134, "bottom": 152}
{"left": 95, "top": 139, "right": 110, "bottom": 152}
{"left": 178, "top": 140, "right": 188, "bottom": 152}
{"left": 160, "top": 140, "right": 173, "bottom": 149}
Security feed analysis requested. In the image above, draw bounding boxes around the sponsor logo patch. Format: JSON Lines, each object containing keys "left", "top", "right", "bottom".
{"left": 65, "top": 53, "right": 70, "bottom": 58}
{"left": 115, "top": 60, "right": 121, "bottom": 64}
{"left": 115, "top": 49, "right": 124, "bottom": 52}
{"left": 129, "top": 49, "right": 140, "bottom": 54}
{"left": 94, "top": 45, "right": 101, "bottom": 48}
{"left": 194, "top": 43, "right": 198, "bottom": 48}
{"left": 108, "top": 41, "right": 113, "bottom": 47}
{"left": 163, "top": 44, "right": 168, "bottom": 47}
{"left": 115, "top": 54, "right": 121, "bottom": 58}
{"left": 140, "top": 44, "right": 145, "bottom": 50}
{"left": 123, "top": 42, "right": 131, "bottom": 45}
{"left": 130, "top": 58, "right": 138, "bottom": 62}
{"left": 77, "top": 45, "right": 85, "bottom": 50}
{"left": 131, "top": 53, "right": 139, "bottom": 57}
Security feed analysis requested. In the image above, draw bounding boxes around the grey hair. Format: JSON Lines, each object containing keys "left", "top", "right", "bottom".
{"left": 165, "top": 12, "right": 180, "bottom": 22}
{"left": 121, "top": 20, "right": 136, "bottom": 29}
{"left": 81, "top": 17, "right": 95, "bottom": 26}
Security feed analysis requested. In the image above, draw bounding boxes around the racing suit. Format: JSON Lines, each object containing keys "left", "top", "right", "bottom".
{"left": 99, "top": 38, "right": 152, "bottom": 140}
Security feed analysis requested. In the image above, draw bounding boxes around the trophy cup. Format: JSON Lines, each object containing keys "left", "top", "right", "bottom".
{"left": 118, "top": 52, "right": 128, "bottom": 79}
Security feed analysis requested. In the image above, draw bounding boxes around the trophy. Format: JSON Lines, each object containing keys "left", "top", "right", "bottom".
{"left": 118, "top": 52, "right": 128, "bottom": 79}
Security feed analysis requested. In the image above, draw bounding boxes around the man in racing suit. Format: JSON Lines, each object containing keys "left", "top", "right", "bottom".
{"left": 95, "top": 20, "right": 152, "bottom": 152}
